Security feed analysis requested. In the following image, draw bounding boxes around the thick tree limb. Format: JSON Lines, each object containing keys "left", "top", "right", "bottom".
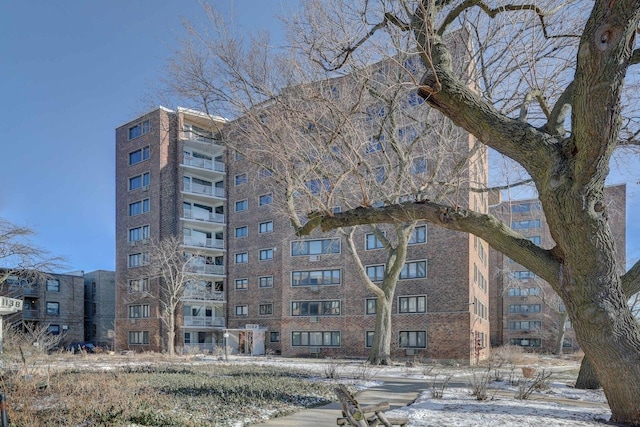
{"left": 544, "top": 82, "right": 573, "bottom": 136}
{"left": 622, "top": 258, "right": 640, "bottom": 296}
{"left": 297, "top": 201, "right": 560, "bottom": 284}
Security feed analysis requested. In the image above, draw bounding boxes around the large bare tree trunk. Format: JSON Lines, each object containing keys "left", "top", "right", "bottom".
{"left": 575, "top": 356, "right": 600, "bottom": 389}
{"left": 369, "top": 296, "right": 393, "bottom": 365}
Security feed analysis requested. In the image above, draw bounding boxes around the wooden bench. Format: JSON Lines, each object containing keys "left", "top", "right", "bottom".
{"left": 335, "top": 384, "right": 409, "bottom": 427}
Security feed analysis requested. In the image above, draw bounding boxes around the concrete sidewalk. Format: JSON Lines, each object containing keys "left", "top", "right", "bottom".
{"left": 254, "top": 376, "right": 426, "bottom": 426}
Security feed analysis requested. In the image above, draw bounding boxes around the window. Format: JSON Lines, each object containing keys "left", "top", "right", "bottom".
{"left": 365, "top": 331, "right": 375, "bottom": 348}
{"left": 508, "top": 287, "right": 541, "bottom": 297}
{"left": 129, "top": 225, "right": 150, "bottom": 242}
{"left": 235, "top": 305, "right": 248, "bottom": 316}
{"left": 129, "top": 199, "right": 150, "bottom": 216}
{"left": 291, "top": 238, "right": 340, "bottom": 256}
{"left": 366, "top": 265, "right": 385, "bottom": 282}
{"left": 511, "top": 202, "right": 541, "bottom": 213}
{"left": 366, "top": 298, "right": 377, "bottom": 315}
{"left": 129, "top": 304, "right": 150, "bottom": 318}
{"left": 509, "top": 321, "right": 542, "bottom": 330}
{"left": 409, "top": 226, "right": 427, "bottom": 244}
{"left": 270, "top": 332, "right": 280, "bottom": 342}
{"left": 259, "top": 304, "right": 273, "bottom": 315}
{"left": 374, "top": 166, "right": 386, "bottom": 183}
{"left": 259, "top": 276, "right": 274, "bottom": 288}
{"left": 398, "top": 125, "right": 418, "bottom": 143}
{"left": 235, "top": 200, "right": 248, "bottom": 212}
{"left": 400, "top": 261, "right": 427, "bottom": 279}
{"left": 128, "top": 331, "right": 150, "bottom": 345}
{"left": 46, "top": 279, "right": 60, "bottom": 292}
{"left": 508, "top": 304, "right": 541, "bottom": 313}
{"left": 128, "top": 278, "right": 149, "bottom": 293}
{"left": 510, "top": 270, "right": 537, "bottom": 280}
{"left": 291, "top": 331, "right": 340, "bottom": 347}
{"left": 563, "top": 337, "right": 573, "bottom": 348}
{"left": 129, "top": 172, "right": 150, "bottom": 190}
{"left": 292, "top": 269, "right": 341, "bottom": 286}
{"left": 259, "top": 168, "right": 273, "bottom": 179}
{"left": 235, "top": 252, "right": 248, "bottom": 264}
{"left": 235, "top": 226, "right": 248, "bottom": 238}
{"left": 365, "top": 105, "right": 386, "bottom": 121}
{"left": 406, "top": 91, "right": 424, "bottom": 106}
{"left": 259, "top": 221, "right": 273, "bottom": 233}
{"left": 365, "top": 233, "right": 384, "bottom": 250}
{"left": 528, "top": 236, "right": 542, "bottom": 245}
{"left": 511, "top": 219, "right": 541, "bottom": 229}
{"left": 292, "top": 300, "right": 340, "bottom": 316}
{"left": 366, "top": 136, "right": 383, "bottom": 153}
{"left": 305, "top": 178, "right": 331, "bottom": 195}
{"left": 128, "top": 119, "right": 150, "bottom": 140}
{"left": 398, "top": 331, "right": 426, "bottom": 348}
{"left": 129, "top": 146, "right": 150, "bottom": 165}
{"left": 234, "top": 150, "right": 245, "bottom": 161}
{"left": 235, "top": 279, "right": 248, "bottom": 290}
{"left": 259, "top": 193, "right": 273, "bottom": 205}
{"left": 128, "top": 252, "right": 148, "bottom": 268}
{"left": 235, "top": 173, "right": 247, "bottom": 186}
{"left": 510, "top": 338, "right": 541, "bottom": 347}
{"left": 559, "top": 303, "right": 566, "bottom": 313}
{"left": 260, "top": 248, "right": 274, "bottom": 260}
{"left": 46, "top": 302, "right": 60, "bottom": 316}
{"left": 47, "top": 325, "right": 60, "bottom": 335}
{"left": 399, "top": 296, "right": 426, "bottom": 313}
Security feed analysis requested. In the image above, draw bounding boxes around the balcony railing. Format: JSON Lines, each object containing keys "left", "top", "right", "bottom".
{"left": 180, "top": 130, "right": 221, "bottom": 145}
{"left": 183, "top": 156, "right": 225, "bottom": 173}
{"left": 182, "top": 210, "right": 224, "bottom": 224}
{"left": 183, "top": 182, "right": 225, "bottom": 198}
{"left": 183, "top": 236, "right": 224, "bottom": 249}
{"left": 22, "top": 309, "right": 40, "bottom": 319}
{"left": 185, "top": 264, "right": 225, "bottom": 276}
{"left": 183, "top": 289, "right": 224, "bottom": 301}
{"left": 183, "top": 316, "right": 225, "bottom": 327}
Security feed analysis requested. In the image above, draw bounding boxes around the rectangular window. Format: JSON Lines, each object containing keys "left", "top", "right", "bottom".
{"left": 400, "top": 261, "right": 427, "bottom": 279}
{"left": 128, "top": 304, "right": 150, "bottom": 318}
{"left": 411, "top": 157, "right": 428, "bottom": 175}
{"left": 235, "top": 305, "right": 248, "bottom": 316}
{"left": 510, "top": 338, "right": 541, "bottom": 347}
{"left": 128, "top": 331, "right": 150, "bottom": 345}
{"left": 365, "top": 233, "right": 384, "bottom": 250}
{"left": 46, "top": 302, "right": 60, "bottom": 316}
{"left": 235, "top": 173, "right": 247, "bottom": 186}
{"left": 409, "top": 226, "right": 427, "bottom": 244}
{"left": 291, "top": 300, "right": 340, "bottom": 316}
{"left": 366, "top": 265, "right": 384, "bottom": 282}
{"left": 259, "top": 276, "right": 274, "bottom": 288}
{"left": 129, "top": 172, "right": 150, "bottom": 190}
{"left": 234, "top": 150, "right": 245, "bottom": 161}
{"left": 305, "top": 178, "right": 331, "bottom": 195}
{"left": 128, "top": 119, "right": 150, "bottom": 140}
{"left": 365, "top": 331, "right": 375, "bottom": 348}
{"left": 528, "top": 236, "right": 542, "bottom": 245}
{"left": 259, "top": 168, "right": 273, "bottom": 179}
{"left": 129, "top": 199, "right": 150, "bottom": 216}
{"left": 292, "top": 269, "right": 341, "bottom": 286}
{"left": 235, "top": 253, "right": 248, "bottom": 264}
{"left": 291, "top": 331, "right": 340, "bottom": 347}
{"left": 508, "top": 304, "right": 542, "bottom": 313}
{"left": 46, "top": 279, "right": 60, "bottom": 292}
{"left": 366, "top": 136, "right": 383, "bottom": 153}
{"left": 511, "top": 202, "right": 541, "bottom": 213}
{"left": 259, "top": 304, "right": 273, "bottom": 315}
{"left": 511, "top": 219, "right": 541, "bottom": 229}
{"left": 398, "top": 331, "right": 426, "bottom": 348}
{"left": 399, "top": 296, "right": 427, "bottom": 313}
{"left": 270, "top": 331, "right": 280, "bottom": 342}
{"left": 510, "top": 270, "right": 537, "bottom": 280}
{"left": 235, "top": 200, "right": 248, "bottom": 212}
{"left": 48, "top": 324, "right": 60, "bottom": 335}
{"left": 365, "top": 298, "right": 377, "bottom": 315}
{"left": 509, "top": 321, "right": 542, "bottom": 330}
{"left": 235, "top": 226, "right": 248, "bottom": 238}
{"left": 508, "top": 287, "right": 541, "bottom": 297}
{"left": 129, "top": 146, "right": 150, "bottom": 165}
{"left": 259, "top": 193, "right": 273, "bottom": 205}
{"left": 128, "top": 278, "right": 149, "bottom": 293}
{"left": 259, "top": 221, "right": 273, "bottom": 233}
{"left": 260, "top": 248, "right": 274, "bottom": 260}
{"left": 128, "top": 252, "right": 148, "bottom": 268}
{"left": 235, "top": 278, "right": 248, "bottom": 290}
{"left": 129, "top": 225, "right": 150, "bottom": 242}
{"left": 291, "top": 238, "right": 340, "bottom": 256}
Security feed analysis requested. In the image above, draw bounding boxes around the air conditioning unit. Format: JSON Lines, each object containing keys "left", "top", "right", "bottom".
{"left": 309, "top": 316, "right": 319, "bottom": 323}
{"left": 142, "top": 185, "right": 150, "bottom": 191}
{"left": 309, "top": 255, "right": 321, "bottom": 262}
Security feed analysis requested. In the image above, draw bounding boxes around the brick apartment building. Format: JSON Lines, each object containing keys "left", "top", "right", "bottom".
{"left": 488, "top": 184, "right": 626, "bottom": 353}
{"left": 84, "top": 270, "right": 116, "bottom": 348}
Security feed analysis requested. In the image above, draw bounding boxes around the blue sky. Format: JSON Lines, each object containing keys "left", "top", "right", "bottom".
{"left": 1, "top": 1, "right": 638, "bottom": 273}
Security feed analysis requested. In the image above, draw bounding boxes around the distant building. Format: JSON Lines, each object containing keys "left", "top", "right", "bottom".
{"left": 84, "top": 270, "right": 116, "bottom": 348}
{"left": 488, "top": 184, "right": 626, "bottom": 352}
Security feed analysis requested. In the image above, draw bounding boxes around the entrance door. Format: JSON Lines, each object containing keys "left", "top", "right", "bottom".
{"left": 252, "top": 330, "right": 265, "bottom": 356}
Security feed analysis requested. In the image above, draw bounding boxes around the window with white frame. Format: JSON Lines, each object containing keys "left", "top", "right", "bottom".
{"left": 259, "top": 304, "right": 273, "bottom": 315}
{"left": 235, "top": 200, "right": 248, "bottom": 212}
{"left": 291, "top": 300, "right": 340, "bottom": 316}
{"left": 128, "top": 119, "right": 150, "bottom": 140}
{"left": 291, "top": 238, "right": 340, "bottom": 256}
{"left": 128, "top": 331, "right": 150, "bottom": 345}
{"left": 508, "top": 304, "right": 541, "bottom": 313}
{"left": 365, "top": 331, "right": 375, "bottom": 347}
{"left": 235, "top": 173, "right": 247, "bottom": 186}
{"left": 260, "top": 248, "right": 274, "bottom": 260}
{"left": 259, "top": 193, "right": 273, "bottom": 205}
{"left": 365, "top": 233, "right": 384, "bottom": 250}
{"left": 235, "top": 278, "right": 248, "bottom": 290}
{"left": 235, "top": 305, "right": 248, "bottom": 316}
{"left": 128, "top": 252, "right": 148, "bottom": 268}
{"left": 129, "top": 146, "right": 150, "bottom": 165}
{"left": 398, "top": 331, "right": 426, "bottom": 348}
{"left": 366, "top": 265, "right": 384, "bottom": 282}
{"left": 399, "top": 296, "right": 426, "bottom": 313}
{"left": 235, "top": 226, "right": 248, "bottom": 238}
{"left": 129, "top": 172, "right": 150, "bottom": 190}
{"left": 291, "top": 331, "right": 340, "bottom": 346}
{"left": 46, "top": 279, "right": 60, "bottom": 292}
{"left": 509, "top": 321, "right": 541, "bottom": 330}
{"left": 128, "top": 304, "right": 150, "bottom": 318}
{"left": 129, "top": 199, "right": 150, "bottom": 216}
{"left": 292, "top": 269, "right": 341, "bottom": 286}
{"left": 259, "top": 221, "right": 273, "bottom": 233}
{"left": 46, "top": 302, "right": 60, "bottom": 316}
{"left": 235, "top": 252, "right": 248, "bottom": 264}
{"left": 128, "top": 278, "right": 149, "bottom": 293}
{"left": 400, "top": 260, "right": 427, "bottom": 279}
{"left": 409, "top": 225, "right": 426, "bottom": 244}
{"left": 259, "top": 276, "right": 273, "bottom": 288}
{"left": 129, "top": 225, "right": 150, "bottom": 242}
{"left": 366, "top": 298, "right": 377, "bottom": 315}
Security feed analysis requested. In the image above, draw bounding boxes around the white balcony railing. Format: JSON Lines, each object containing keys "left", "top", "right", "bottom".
{"left": 182, "top": 210, "right": 224, "bottom": 224}
{"left": 183, "top": 289, "right": 224, "bottom": 301}
{"left": 180, "top": 130, "right": 221, "bottom": 145}
{"left": 185, "top": 264, "right": 225, "bottom": 276}
{"left": 183, "top": 182, "right": 225, "bottom": 198}
{"left": 183, "top": 156, "right": 225, "bottom": 173}
{"left": 183, "top": 316, "right": 225, "bottom": 327}
{"left": 183, "top": 236, "right": 224, "bottom": 249}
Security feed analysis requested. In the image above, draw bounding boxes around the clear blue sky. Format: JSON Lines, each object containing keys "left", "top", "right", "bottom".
{"left": 1, "top": 1, "right": 638, "bottom": 273}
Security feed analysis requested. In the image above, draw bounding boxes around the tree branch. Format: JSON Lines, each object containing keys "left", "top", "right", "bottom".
{"left": 544, "top": 82, "right": 573, "bottom": 136}
{"left": 298, "top": 201, "right": 560, "bottom": 284}
{"left": 622, "top": 258, "right": 640, "bottom": 296}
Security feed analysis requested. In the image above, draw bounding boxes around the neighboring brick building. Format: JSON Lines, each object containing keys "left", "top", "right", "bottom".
{"left": 488, "top": 184, "right": 626, "bottom": 352}
{"left": 84, "top": 270, "right": 116, "bottom": 348}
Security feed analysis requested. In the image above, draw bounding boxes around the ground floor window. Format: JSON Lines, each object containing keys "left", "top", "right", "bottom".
{"left": 291, "top": 331, "right": 340, "bottom": 347}
{"left": 398, "top": 331, "right": 426, "bottom": 348}
{"left": 128, "top": 331, "right": 150, "bottom": 345}
{"left": 509, "top": 338, "right": 541, "bottom": 347}
{"left": 270, "top": 332, "right": 280, "bottom": 342}
{"left": 365, "top": 331, "right": 374, "bottom": 348}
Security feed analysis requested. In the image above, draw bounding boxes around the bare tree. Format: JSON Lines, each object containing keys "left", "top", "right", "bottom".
{"left": 285, "top": 1, "right": 640, "bottom": 423}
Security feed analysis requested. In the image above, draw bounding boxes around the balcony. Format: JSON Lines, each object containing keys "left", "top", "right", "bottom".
{"left": 22, "top": 309, "right": 40, "bottom": 319}
{"left": 183, "top": 289, "right": 225, "bottom": 302}
{"left": 183, "top": 156, "right": 225, "bottom": 173}
{"left": 183, "top": 316, "right": 225, "bottom": 328}
{"left": 183, "top": 182, "right": 225, "bottom": 200}
{"left": 183, "top": 236, "right": 224, "bottom": 250}
{"left": 180, "top": 130, "right": 221, "bottom": 146}
{"left": 182, "top": 210, "right": 224, "bottom": 225}
{"left": 185, "top": 264, "right": 225, "bottom": 276}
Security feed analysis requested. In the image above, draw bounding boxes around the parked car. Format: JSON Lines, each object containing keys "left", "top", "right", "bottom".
{"left": 65, "top": 342, "right": 96, "bottom": 354}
